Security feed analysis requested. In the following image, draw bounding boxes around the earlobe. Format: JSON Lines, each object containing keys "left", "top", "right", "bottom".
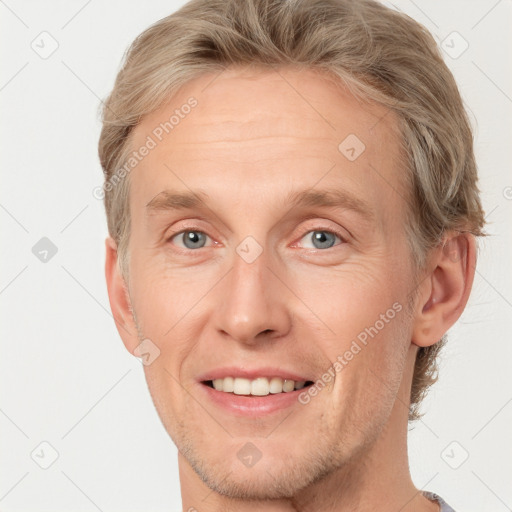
{"left": 411, "top": 232, "right": 476, "bottom": 348}
{"left": 104, "top": 237, "right": 139, "bottom": 354}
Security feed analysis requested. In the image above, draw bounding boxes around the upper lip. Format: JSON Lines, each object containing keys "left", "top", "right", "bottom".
{"left": 197, "top": 366, "right": 314, "bottom": 382}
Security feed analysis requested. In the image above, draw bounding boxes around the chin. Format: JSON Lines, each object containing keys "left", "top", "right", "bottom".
{"left": 189, "top": 456, "right": 318, "bottom": 500}
{"left": 175, "top": 430, "right": 345, "bottom": 500}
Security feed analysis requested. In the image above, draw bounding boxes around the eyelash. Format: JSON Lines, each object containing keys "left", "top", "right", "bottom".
{"left": 167, "top": 226, "right": 346, "bottom": 252}
{"left": 293, "top": 228, "right": 345, "bottom": 249}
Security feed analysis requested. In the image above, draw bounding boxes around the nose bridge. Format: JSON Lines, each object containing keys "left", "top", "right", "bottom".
{"left": 213, "top": 241, "right": 291, "bottom": 343}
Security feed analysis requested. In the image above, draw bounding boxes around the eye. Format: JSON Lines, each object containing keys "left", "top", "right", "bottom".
{"left": 170, "top": 230, "right": 211, "bottom": 250}
{"left": 298, "top": 230, "right": 343, "bottom": 250}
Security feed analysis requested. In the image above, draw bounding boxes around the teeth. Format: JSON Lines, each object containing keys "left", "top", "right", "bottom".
{"left": 233, "top": 378, "right": 252, "bottom": 395}
{"left": 212, "top": 378, "right": 224, "bottom": 391}
{"left": 209, "top": 377, "right": 307, "bottom": 396}
{"left": 222, "top": 376, "right": 234, "bottom": 392}
{"left": 283, "top": 379, "right": 295, "bottom": 392}
{"left": 251, "top": 377, "right": 269, "bottom": 396}
{"left": 269, "top": 377, "right": 283, "bottom": 394}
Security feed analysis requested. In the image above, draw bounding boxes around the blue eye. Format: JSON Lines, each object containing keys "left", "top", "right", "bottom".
{"left": 172, "top": 230, "right": 209, "bottom": 249}
{"left": 168, "top": 228, "right": 343, "bottom": 252}
{"left": 300, "top": 230, "right": 342, "bottom": 249}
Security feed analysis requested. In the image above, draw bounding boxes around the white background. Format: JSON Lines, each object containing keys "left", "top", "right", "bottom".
{"left": 1, "top": 1, "right": 511, "bottom": 510}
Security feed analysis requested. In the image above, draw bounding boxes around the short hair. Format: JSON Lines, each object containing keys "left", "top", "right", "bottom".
{"left": 98, "top": 0, "right": 486, "bottom": 421}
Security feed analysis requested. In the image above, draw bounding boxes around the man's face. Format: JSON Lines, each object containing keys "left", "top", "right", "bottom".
{"left": 123, "top": 66, "right": 418, "bottom": 499}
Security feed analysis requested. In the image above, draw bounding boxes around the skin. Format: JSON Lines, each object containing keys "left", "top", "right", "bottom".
{"left": 105, "top": 66, "right": 476, "bottom": 511}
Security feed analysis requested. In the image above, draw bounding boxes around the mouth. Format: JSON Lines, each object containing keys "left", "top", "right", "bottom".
{"left": 202, "top": 377, "right": 314, "bottom": 396}
{"left": 196, "top": 367, "right": 317, "bottom": 416}
{"left": 199, "top": 377, "right": 315, "bottom": 416}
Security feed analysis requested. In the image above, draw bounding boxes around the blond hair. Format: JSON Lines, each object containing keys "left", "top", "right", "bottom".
{"left": 98, "top": 0, "right": 486, "bottom": 421}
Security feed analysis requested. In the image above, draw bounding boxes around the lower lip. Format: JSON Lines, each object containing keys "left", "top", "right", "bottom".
{"left": 199, "top": 382, "right": 307, "bottom": 416}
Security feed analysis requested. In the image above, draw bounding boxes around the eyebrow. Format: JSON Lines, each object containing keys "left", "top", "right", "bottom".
{"left": 146, "top": 188, "right": 374, "bottom": 222}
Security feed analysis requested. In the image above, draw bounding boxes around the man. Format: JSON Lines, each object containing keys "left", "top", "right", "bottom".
{"left": 99, "top": 0, "right": 486, "bottom": 510}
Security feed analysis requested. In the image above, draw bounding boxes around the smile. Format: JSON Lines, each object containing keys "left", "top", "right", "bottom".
{"left": 203, "top": 376, "right": 314, "bottom": 396}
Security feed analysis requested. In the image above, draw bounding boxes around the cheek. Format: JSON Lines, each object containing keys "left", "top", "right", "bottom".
{"left": 293, "top": 260, "right": 410, "bottom": 402}
{"left": 289, "top": 257, "right": 401, "bottom": 340}
{"left": 335, "top": 307, "right": 410, "bottom": 415}
{"left": 127, "top": 255, "right": 220, "bottom": 380}
{"left": 316, "top": 320, "right": 409, "bottom": 446}
{"left": 128, "top": 253, "right": 199, "bottom": 334}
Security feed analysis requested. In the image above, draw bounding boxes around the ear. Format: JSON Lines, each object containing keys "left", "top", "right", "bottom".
{"left": 411, "top": 231, "right": 477, "bottom": 347}
{"left": 104, "top": 237, "right": 140, "bottom": 355}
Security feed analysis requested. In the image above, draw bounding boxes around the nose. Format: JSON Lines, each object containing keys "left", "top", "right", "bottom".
{"left": 212, "top": 246, "right": 292, "bottom": 346}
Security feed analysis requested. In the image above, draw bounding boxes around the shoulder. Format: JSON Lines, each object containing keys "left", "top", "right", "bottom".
{"left": 422, "top": 490, "right": 457, "bottom": 512}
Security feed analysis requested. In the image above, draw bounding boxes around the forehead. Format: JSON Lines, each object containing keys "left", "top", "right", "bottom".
{"left": 128, "top": 66, "right": 407, "bottom": 226}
